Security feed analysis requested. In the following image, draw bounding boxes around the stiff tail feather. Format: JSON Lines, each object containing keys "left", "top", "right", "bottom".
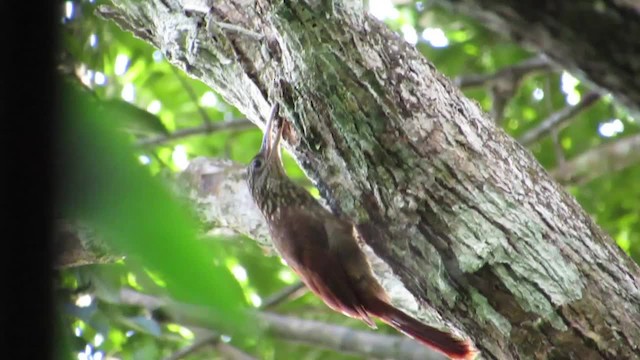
{"left": 366, "top": 297, "right": 477, "bottom": 360}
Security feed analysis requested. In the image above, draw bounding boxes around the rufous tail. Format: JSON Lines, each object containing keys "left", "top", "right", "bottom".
{"left": 366, "top": 297, "right": 478, "bottom": 360}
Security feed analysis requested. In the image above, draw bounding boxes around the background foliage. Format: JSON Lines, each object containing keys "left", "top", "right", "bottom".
{"left": 58, "top": 0, "right": 640, "bottom": 359}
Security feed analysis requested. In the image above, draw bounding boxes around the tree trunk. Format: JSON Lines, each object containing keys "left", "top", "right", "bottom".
{"left": 432, "top": 0, "right": 640, "bottom": 115}
{"left": 97, "top": 1, "right": 640, "bottom": 358}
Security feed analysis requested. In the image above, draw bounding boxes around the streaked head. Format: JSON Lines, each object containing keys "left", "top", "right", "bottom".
{"left": 247, "top": 104, "right": 285, "bottom": 205}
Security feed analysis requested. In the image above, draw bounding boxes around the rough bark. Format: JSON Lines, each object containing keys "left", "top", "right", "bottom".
{"left": 96, "top": 1, "right": 640, "bottom": 359}
{"left": 431, "top": 0, "right": 640, "bottom": 115}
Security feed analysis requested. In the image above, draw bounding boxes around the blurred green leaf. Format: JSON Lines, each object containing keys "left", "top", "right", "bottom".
{"left": 55, "top": 305, "right": 76, "bottom": 360}
{"left": 133, "top": 337, "right": 161, "bottom": 360}
{"left": 121, "top": 316, "right": 163, "bottom": 337}
{"left": 101, "top": 98, "right": 169, "bottom": 135}
{"left": 59, "top": 79, "right": 248, "bottom": 334}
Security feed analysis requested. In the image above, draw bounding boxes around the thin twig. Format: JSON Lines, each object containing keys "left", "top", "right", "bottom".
{"left": 489, "top": 82, "right": 513, "bottom": 125}
{"left": 260, "top": 312, "right": 443, "bottom": 360}
{"left": 216, "top": 342, "right": 259, "bottom": 360}
{"left": 136, "top": 119, "right": 254, "bottom": 147}
{"left": 518, "top": 92, "right": 601, "bottom": 146}
{"left": 543, "top": 78, "right": 567, "bottom": 164}
{"left": 170, "top": 65, "right": 213, "bottom": 126}
{"left": 456, "top": 55, "right": 553, "bottom": 124}
{"left": 552, "top": 133, "right": 640, "bottom": 185}
{"left": 260, "top": 282, "right": 306, "bottom": 310}
{"left": 163, "top": 334, "right": 218, "bottom": 360}
{"left": 455, "top": 55, "right": 552, "bottom": 89}
{"left": 550, "top": 127, "right": 565, "bottom": 166}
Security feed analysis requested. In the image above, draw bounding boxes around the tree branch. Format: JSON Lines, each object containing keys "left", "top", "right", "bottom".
{"left": 215, "top": 342, "right": 260, "bottom": 360}
{"left": 163, "top": 334, "right": 258, "bottom": 360}
{"left": 455, "top": 56, "right": 553, "bottom": 124}
{"left": 53, "top": 220, "right": 121, "bottom": 268}
{"left": 552, "top": 133, "right": 640, "bottom": 185}
{"left": 434, "top": 0, "right": 640, "bottom": 114}
{"left": 260, "top": 312, "right": 445, "bottom": 360}
{"left": 163, "top": 335, "right": 218, "bottom": 360}
{"left": 259, "top": 282, "right": 306, "bottom": 310}
{"left": 518, "top": 92, "right": 601, "bottom": 146}
{"left": 454, "top": 55, "right": 552, "bottom": 89}
{"left": 117, "top": 288, "right": 441, "bottom": 360}
{"left": 136, "top": 119, "right": 253, "bottom": 147}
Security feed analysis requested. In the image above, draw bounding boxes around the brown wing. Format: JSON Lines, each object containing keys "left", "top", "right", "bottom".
{"left": 272, "top": 207, "right": 376, "bottom": 327}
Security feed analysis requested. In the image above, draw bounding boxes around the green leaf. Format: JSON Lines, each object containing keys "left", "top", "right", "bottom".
{"left": 59, "top": 78, "right": 249, "bottom": 335}
{"left": 121, "top": 316, "right": 162, "bottom": 337}
{"left": 101, "top": 98, "right": 169, "bottom": 135}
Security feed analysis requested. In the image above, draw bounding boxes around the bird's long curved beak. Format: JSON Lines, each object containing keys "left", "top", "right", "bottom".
{"left": 260, "top": 103, "right": 283, "bottom": 162}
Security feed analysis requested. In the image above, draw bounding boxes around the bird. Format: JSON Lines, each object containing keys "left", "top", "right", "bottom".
{"left": 247, "top": 103, "right": 477, "bottom": 360}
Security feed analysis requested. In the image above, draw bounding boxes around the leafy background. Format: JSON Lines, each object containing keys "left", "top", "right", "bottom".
{"left": 58, "top": 0, "right": 640, "bottom": 359}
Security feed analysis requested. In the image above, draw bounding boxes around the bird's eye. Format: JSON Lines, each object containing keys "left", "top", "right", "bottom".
{"left": 252, "top": 158, "right": 263, "bottom": 170}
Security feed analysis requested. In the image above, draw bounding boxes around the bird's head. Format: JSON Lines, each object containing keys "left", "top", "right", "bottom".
{"left": 247, "top": 104, "right": 286, "bottom": 209}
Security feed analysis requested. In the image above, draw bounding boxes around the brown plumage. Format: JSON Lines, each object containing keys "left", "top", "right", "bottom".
{"left": 247, "top": 104, "right": 477, "bottom": 360}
